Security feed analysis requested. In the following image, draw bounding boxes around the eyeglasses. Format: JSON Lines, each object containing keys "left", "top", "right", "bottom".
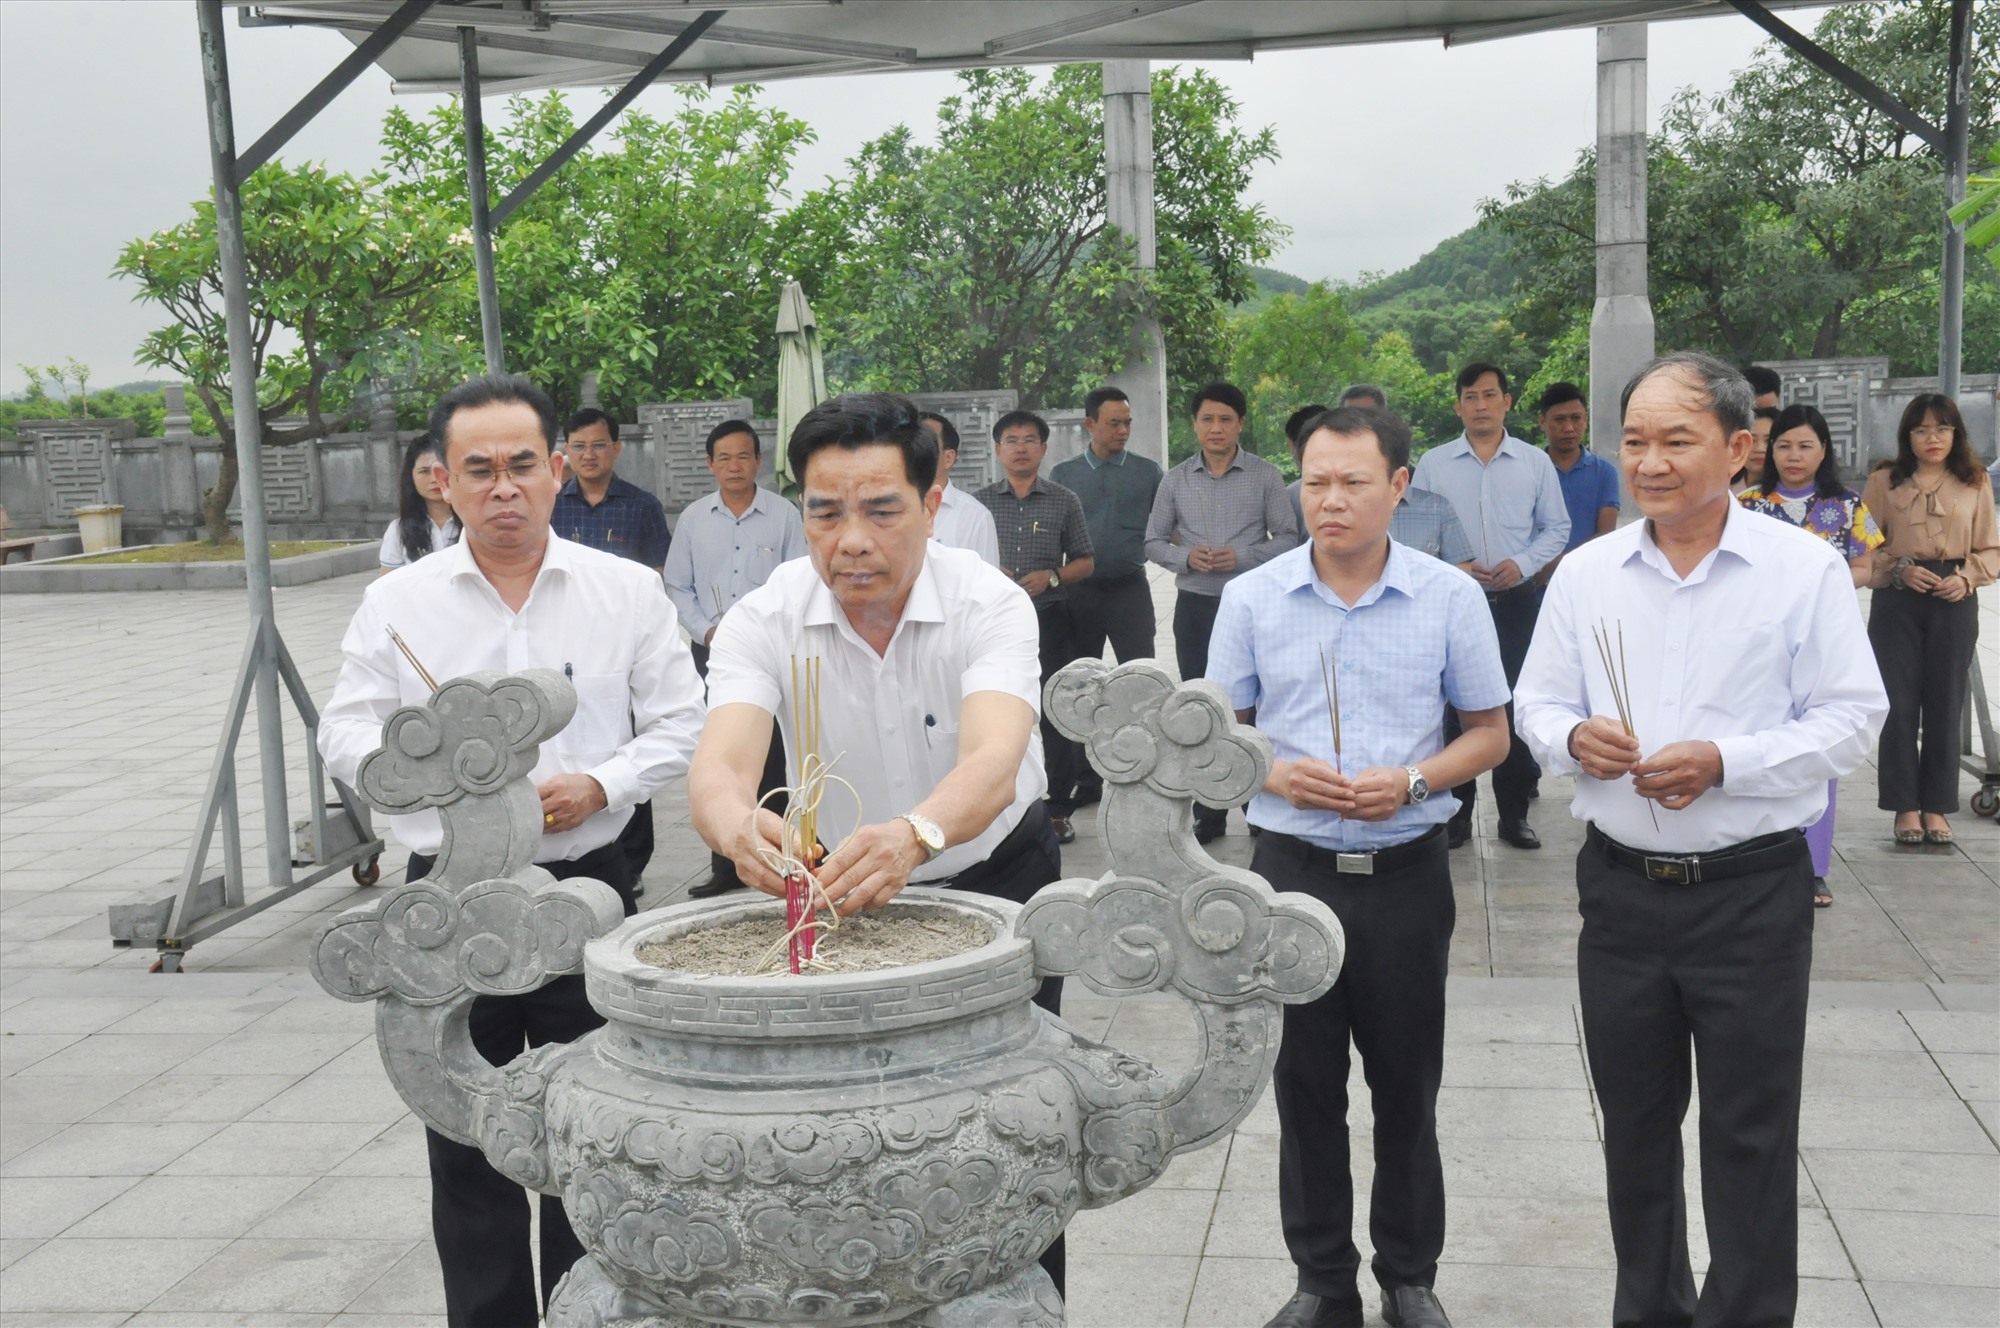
{"left": 1911, "top": 427, "right": 1956, "bottom": 441}
{"left": 566, "top": 442, "right": 616, "bottom": 456}
{"left": 450, "top": 457, "right": 547, "bottom": 491}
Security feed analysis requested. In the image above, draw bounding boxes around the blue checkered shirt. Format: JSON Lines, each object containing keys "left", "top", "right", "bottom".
{"left": 552, "top": 475, "right": 671, "bottom": 569}
{"left": 1207, "top": 540, "right": 1510, "bottom": 849}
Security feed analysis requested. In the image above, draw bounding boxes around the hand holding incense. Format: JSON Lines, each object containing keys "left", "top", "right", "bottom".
{"left": 1591, "top": 619, "right": 1661, "bottom": 832}
{"left": 1318, "top": 642, "right": 1344, "bottom": 776}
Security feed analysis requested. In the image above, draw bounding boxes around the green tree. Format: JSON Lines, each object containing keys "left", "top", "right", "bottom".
{"left": 1227, "top": 282, "right": 1370, "bottom": 462}
{"left": 813, "top": 65, "right": 1283, "bottom": 408}
{"left": 115, "top": 163, "right": 456, "bottom": 541}
{"left": 380, "top": 87, "right": 819, "bottom": 419}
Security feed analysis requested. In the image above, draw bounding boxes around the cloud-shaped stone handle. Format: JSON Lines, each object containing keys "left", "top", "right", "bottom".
{"left": 358, "top": 669, "right": 574, "bottom": 813}
{"left": 1043, "top": 661, "right": 1267, "bottom": 811}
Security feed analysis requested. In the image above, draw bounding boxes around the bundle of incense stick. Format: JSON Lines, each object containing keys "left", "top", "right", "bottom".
{"left": 385, "top": 625, "right": 438, "bottom": 693}
{"left": 1318, "top": 642, "right": 1343, "bottom": 775}
{"left": 1591, "top": 619, "right": 1661, "bottom": 832}
{"left": 785, "top": 654, "right": 823, "bottom": 974}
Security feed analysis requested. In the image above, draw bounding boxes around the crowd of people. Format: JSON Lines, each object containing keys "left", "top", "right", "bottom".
{"left": 329, "top": 351, "right": 1990, "bottom": 1328}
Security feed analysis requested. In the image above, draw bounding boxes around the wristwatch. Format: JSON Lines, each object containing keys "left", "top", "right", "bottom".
{"left": 900, "top": 811, "right": 946, "bottom": 862}
{"left": 1404, "top": 766, "right": 1430, "bottom": 805}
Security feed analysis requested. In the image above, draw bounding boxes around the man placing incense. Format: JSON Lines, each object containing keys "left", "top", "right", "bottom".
{"left": 687, "top": 392, "right": 1068, "bottom": 1286}
{"left": 1515, "top": 352, "right": 1887, "bottom": 1328}
{"left": 1207, "top": 406, "right": 1511, "bottom": 1328}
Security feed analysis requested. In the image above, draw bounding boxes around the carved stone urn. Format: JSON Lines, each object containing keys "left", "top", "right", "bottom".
{"left": 313, "top": 661, "right": 1344, "bottom": 1327}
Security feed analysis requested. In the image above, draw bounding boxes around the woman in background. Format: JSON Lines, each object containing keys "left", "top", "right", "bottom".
{"left": 378, "top": 433, "right": 458, "bottom": 573}
{"left": 1739, "top": 404, "right": 1883, "bottom": 905}
{"left": 1862, "top": 395, "right": 1998, "bottom": 846}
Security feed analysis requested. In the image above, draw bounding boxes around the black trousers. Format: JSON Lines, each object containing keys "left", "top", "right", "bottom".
{"left": 691, "top": 640, "right": 790, "bottom": 883}
{"left": 1577, "top": 829, "right": 1813, "bottom": 1328}
{"left": 1868, "top": 583, "right": 1979, "bottom": 814}
{"left": 405, "top": 840, "right": 638, "bottom": 1328}
{"left": 1036, "top": 600, "right": 1085, "bottom": 819}
{"left": 1449, "top": 585, "right": 1541, "bottom": 827}
{"left": 938, "top": 800, "right": 1068, "bottom": 1296}
{"left": 1174, "top": 590, "right": 1234, "bottom": 834}
{"left": 1252, "top": 828, "right": 1454, "bottom": 1304}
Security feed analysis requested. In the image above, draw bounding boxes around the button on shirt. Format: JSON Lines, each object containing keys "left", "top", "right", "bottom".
{"left": 1552, "top": 448, "right": 1622, "bottom": 552}
{"left": 1145, "top": 448, "right": 1301, "bottom": 596}
{"left": 1288, "top": 482, "right": 1475, "bottom": 566}
{"left": 1515, "top": 501, "right": 1888, "bottom": 853}
{"left": 318, "top": 533, "right": 707, "bottom": 860}
{"left": 1411, "top": 434, "right": 1569, "bottom": 575}
{"left": 1207, "top": 541, "right": 1510, "bottom": 850}
{"left": 1049, "top": 446, "right": 1163, "bottom": 580}
{"left": 973, "top": 476, "right": 1093, "bottom": 603}
{"left": 663, "top": 486, "right": 807, "bottom": 643}
{"left": 931, "top": 481, "right": 1001, "bottom": 567}
{"left": 552, "top": 474, "right": 672, "bottom": 568}
{"left": 705, "top": 545, "right": 1048, "bottom": 882}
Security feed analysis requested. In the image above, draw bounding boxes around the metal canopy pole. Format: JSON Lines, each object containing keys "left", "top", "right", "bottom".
{"left": 196, "top": 0, "right": 292, "bottom": 912}
{"left": 459, "top": 27, "right": 505, "bottom": 374}
{"left": 1938, "top": 0, "right": 1971, "bottom": 399}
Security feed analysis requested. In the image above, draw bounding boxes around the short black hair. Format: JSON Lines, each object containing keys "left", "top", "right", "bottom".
{"left": 1454, "top": 362, "right": 1511, "bottom": 398}
{"left": 1084, "top": 386, "right": 1130, "bottom": 420}
{"left": 704, "top": 418, "right": 760, "bottom": 458}
{"left": 1744, "top": 364, "right": 1783, "bottom": 399}
{"left": 1534, "top": 382, "right": 1586, "bottom": 414}
{"left": 1759, "top": 403, "right": 1845, "bottom": 499}
{"left": 430, "top": 374, "right": 557, "bottom": 461}
{"left": 563, "top": 407, "right": 618, "bottom": 443}
{"left": 1188, "top": 381, "right": 1248, "bottom": 420}
{"left": 1338, "top": 384, "right": 1386, "bottom": 409}
{"left": 789, "top": 392, "right": 938, "bottom": 494}
{"left": 1297, "top": 405, "right": 1414, "bottom": 476}
{"left": 1284, "top": 404, "right": 1332, "bottom": 447}
{"left": 992, "top": 409, "right": 1050, "bottom": 444}
{"left": 1753, "top": 405, "right": 1781, "bottom": 425}
{"left": 918, "top": 411, "right": 960, "bottom": 453}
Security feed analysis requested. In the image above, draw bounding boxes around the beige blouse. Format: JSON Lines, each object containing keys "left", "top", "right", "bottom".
{"left": 1861, "top": 468, "right": 2000, "bottom": 590}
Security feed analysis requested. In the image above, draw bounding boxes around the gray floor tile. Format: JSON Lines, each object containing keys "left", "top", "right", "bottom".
{"left": 1444, "top": 1195, "right": 1617, "bottom": 1269}
{"left": 245, "top": 1073, "right": 411, "bottom": 1125}
{"left": 1441, "top": 1041, "right": 1585, "bottom": 1089}
{"left": 1200, "top": 1189, "right": 1285, "bottom": 1260}
{"left": 99, "top": 999, "right": 287, "bottom": 1038}
{"left": 1805, "top": 1147, "right": 2000, "bottom": 1217}
{"left": 339, "top": 1240, "right": 444, "bottom": 1316}
{"left": 88, "top": 1074, "right": 296, "bottom": 1124}
{"left": 0, "top": 1035, "right": 83, "bottom": 1076}
{"left": 166, "top": 1032, "right": 368, "bottom": 1079}
{"left": 326, "top": 1117, "right": 429, "bottom": 1178}
{"left": 1, "top": 1121, "right": 227, "bottom": 1178}
{"left": 0, "top": 1119, "right": 63, "bottom": 1166}
{"left": 14, "top": 1034, "right": 228, "bottom": 1081}
{"left": 0, "top": 998, "right": 151, "bottom": 1036}
{"left": 1801, "top": 1097, "right": 1996, "bottom": 1154}
{"left": 123, "top": 1314, "right": 333, "bottom": 1326}
{"left": 0, "top": 1239, "right": 45, "bottom": 1272}
{"left": 1150, "top": 1142, "right": 1228, "bottom": 1191}
{"left": 258, "top": 1178, "right": 431, "bottom": 1242}
{"left": 161, "top": 1122, "right": 389, "bottom": 1177}
{"left": 0, "top": 1237, "right": 230, "bottom": 1312}
{"left": 1068, "top": 1186, "right": 1216, "bottom": 1257}
{"left": 1804, "top": 1009, "right": 1926, "bottom": 1052}
{"left": 1440, "top": 1137, "right": 1607, "bottom": 1202}
{"left": 0, "top": 1176, "right": 141, "bottom": 1239}
{"left": 1801, "top": 1050, "right": 1958, "bottom": 1100}
{"left": 1065, "top": 1253, "right": 1200, "bottom": 1328}
{"left": 1220, "top": 1131, "right": 1277, "bottom": 1192}
{"left": 1903, "top": 1010, "right": 1999, "bottom": 1054}
{"left": 65, "top": 1175, "right": 313, "bottom": 1239}
{"left": 1432, "top": 1263, "right": 1617, "bottom": 1328}
{"left": 1435, "top": 1087, "right": 1600, "bottom": 1141}
{"left": 0, "top": 1309, "right": 132, "bottom": 1325}
{"left": 149, "top": 1238, "right": 417, "bottom": 1314}
{"left": 1864, "top": 1279, "right": 2000, "bottom": 1327}
{"left": 1934, "top": 1052, "right": 1997, "bottom": 1102}
{"left": 1830, "top": 1209, "right": 2000, "bottom": 1287}
{"left": 1443, "top": 1005, "right": 1579, "bottom": 1045}
{"left": 1182, "top": 1255, "right": 1297, "bottom": 1327}
{"left": 1793, "top": 1275, "right": 1879, "bottom": 1327}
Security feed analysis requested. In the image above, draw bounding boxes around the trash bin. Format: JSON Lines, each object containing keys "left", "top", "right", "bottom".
{"left": 74, "top": 504, "right": 125, "bottom": 554}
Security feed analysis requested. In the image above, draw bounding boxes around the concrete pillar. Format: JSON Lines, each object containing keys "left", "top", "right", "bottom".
{"left": 1588, "top": 23, "right": 1655, "bottom": 462}
{"left": 159, "top": 383, "right": 202, "bottom": 536}
{"left": 1102, "top": 60, "right": 1170, "bottom": 468}
{"left": 366, "top": 380, "right": 402, "bottom": 514}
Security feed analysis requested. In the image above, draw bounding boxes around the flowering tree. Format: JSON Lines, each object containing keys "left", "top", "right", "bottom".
{"left": 114, "top": 163, "right": 455, "bottom": 542}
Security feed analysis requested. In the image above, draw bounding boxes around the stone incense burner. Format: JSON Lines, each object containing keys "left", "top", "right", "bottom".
{"left": 313, "top": 661, "right": 1344, "bottom": 1327}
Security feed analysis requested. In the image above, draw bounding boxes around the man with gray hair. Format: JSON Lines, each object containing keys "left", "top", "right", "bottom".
{"left": 1516, "top": 351, "right": 1887, "bottom": 1328}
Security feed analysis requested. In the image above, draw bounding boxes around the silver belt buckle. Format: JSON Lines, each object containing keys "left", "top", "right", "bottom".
{"left": 1335, "top": 851, "right": 1375, "bottom": 876}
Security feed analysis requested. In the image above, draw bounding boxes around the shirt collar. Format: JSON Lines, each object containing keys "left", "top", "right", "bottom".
{"left": 1276, "top": 536, "right": 1414, "bottom": 610}
{"left": 1085, "top": 447, "right": 1129, "bottom": 469}
{"left": 702, "top": 486, "right": 776, "bottom": 519}
{"left": 801, "top": 545, "right": 946, "bottom": 638}
{"left": 1628, "top": 496, "right": 1760, "bottom": 583}
{"left": 1443, "top": 433, "right": 1529, "bottom": 462}
{"left": 1187, "top": 447, "right": 1246, "bottom": 477}
{"left": 557, "top": 474, "right": 636, "bottom": 502}
{"left": 444, "top": 527, "right": 575, "bottom": 585}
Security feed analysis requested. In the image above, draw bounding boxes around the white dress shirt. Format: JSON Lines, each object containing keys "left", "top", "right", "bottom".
{"left": 319, "top": 533, "right": 706, "bottom": 860}
{"left": 705, "top": 544, "right": 1046, "bottom": 882}
{"left": 931, "top": 480, "right": 1001, "bottom": 567}
{"left": 1411, "top": 434, "right": 1570, "bottom": 576}
{"left": 377, "top": 515, "right": 457, "bottom": 569}
{"left": 663, "top": 486, "right": 807, "bottom": 643}
{"left": 1516, "top": 501, "right": 1887, "bottom": 852}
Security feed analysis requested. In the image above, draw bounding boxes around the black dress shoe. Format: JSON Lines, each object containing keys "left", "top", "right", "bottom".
{"left": 1194, "top": 819, "right": 1226, "bottom": 845}
{"left": 1447, "top": 819, "right": 1472, "bottom": 849}
{"left": 1527, "top": 780, "right": 1541, "bottom": 800}
{"left": 1263, "top": 1290, "right": 1364, "bottom": 1328}
{"left": 1051, "top": 816, "right": 1077, "bottom": 844}
{"left": 1382, "top": 1285, "right": 1452, "bottom": 1328}
{"left": 1497, "top": 819, "right": 1541, "bottom": 850}
{"left": 687, "top": 874, "right": 746, "bottom": 899}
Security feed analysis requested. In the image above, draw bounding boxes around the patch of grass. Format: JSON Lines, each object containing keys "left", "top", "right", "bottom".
{"left": 69, "top": 539, "right": 355, "bottom": 565}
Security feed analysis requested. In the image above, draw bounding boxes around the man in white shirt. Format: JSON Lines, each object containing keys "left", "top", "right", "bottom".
{"left": 919, "top": 410, "right": 1001, "bottom": 566}
{"left": 1411, "top": 362, "right": 1570, "bottom": 850}
{"left": 1516, "top": 352, "right": 1887, "bottom": 1328}
{"left": 688, "top": 391, "right": 1066, "bottom": 1295}
{"left": 319, "top": 374, "right": 706, "bottom": 1328}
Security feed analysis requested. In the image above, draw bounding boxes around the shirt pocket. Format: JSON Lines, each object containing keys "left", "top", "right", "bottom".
{"left": 562, "top": 674, "right": 631, "bottom": 761}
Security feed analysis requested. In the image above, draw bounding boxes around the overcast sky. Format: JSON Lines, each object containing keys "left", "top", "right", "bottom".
{"left": 0, "top": 2, "right": 1824, "bottom": 395}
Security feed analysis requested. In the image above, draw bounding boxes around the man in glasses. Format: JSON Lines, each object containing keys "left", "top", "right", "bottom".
{"left": 553, "top": 407, "right": 671, "bottom": 574}
{"left": 319, "top": 374, "right": 706, "bottom": 1328}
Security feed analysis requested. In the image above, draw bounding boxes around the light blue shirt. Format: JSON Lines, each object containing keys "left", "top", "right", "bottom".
{"left": 1411, "top": 433, "right": 1570, "bottom": 576}
{"left": 1207, "top": 540, "right": 1510, "bottom": 850}
{"left": 663, "top": 486, "right": 807, "bottom": 642}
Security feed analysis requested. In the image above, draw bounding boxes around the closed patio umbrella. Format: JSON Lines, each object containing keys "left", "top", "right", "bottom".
{"left": 773, "top": 280, "right": 825, "bottom": 490}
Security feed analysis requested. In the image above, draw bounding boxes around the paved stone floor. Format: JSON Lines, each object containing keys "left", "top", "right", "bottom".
{"left": 1, "top": 569, "right": 1995, "bottom": 1326}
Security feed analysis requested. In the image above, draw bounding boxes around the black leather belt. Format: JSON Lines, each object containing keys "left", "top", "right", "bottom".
{"left": 1588, "top": 824, "right": 1804, "bottom": 884}
{"left": 1261, "top": 824, "right": 1444, "bottom": 877}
